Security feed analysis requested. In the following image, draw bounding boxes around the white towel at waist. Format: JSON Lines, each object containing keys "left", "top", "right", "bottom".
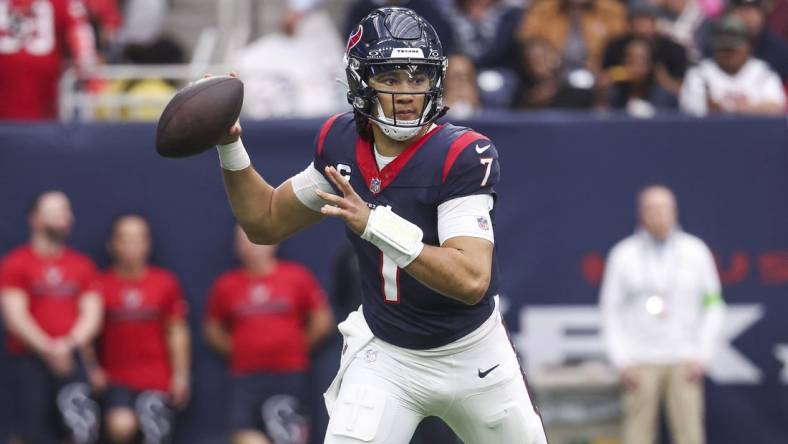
{"left": 323, "top": 306, "right": 374, "bottom": 415}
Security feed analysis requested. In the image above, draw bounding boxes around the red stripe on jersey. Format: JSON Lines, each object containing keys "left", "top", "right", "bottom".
{"left": 316, "top": 113, "right": 344, "bottom": 156}
{"left": 356, "top": 124, "right": 444, "bottom": 195}
{"left": 379, "top": 252, "right": 384, "bottom": 298}
{"left": 441, "top": 131, "right": 489, "bottom": 183}
{"left": 393, "top": 267, "right": 401, "bottom": 305}
{"left": 379, "top": 252, "right": 401, "bottom": 304}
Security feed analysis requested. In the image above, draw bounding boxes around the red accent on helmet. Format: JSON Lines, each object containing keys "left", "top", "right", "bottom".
{"left": 346, "top": 25, "right": 363, "bottom": 56}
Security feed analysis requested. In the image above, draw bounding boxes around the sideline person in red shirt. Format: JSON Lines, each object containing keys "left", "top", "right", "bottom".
{"left": 0, "top": 190, "right": 103, "bottom": 443}
{"left": 204, "top": 226, "right": 334, "bottom": 444}
{"left": 0, "top": 0, "right": 98, "bottom": 120}
{"left": 87, "top": 214, "right": 191, "bottom": 444}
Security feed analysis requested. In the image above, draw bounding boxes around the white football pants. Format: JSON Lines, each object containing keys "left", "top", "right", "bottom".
{"left": 324, "top": 304, "right": 548, "bottom": 444}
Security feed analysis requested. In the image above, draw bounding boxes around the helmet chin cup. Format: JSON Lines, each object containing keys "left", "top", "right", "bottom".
{"left": 372, "top": 119, "right": 423, "bottom": 141}
{"left": 372, "top": 102, "right": 425, "bottom": 141}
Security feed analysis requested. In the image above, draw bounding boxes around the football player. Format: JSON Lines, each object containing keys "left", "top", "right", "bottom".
{"left": 212, "top": 7, "right": 548, "bottom": 443}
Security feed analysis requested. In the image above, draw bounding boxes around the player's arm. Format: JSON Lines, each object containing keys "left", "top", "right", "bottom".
{"left": 305, "top": 304, "right": 335, "bottom": 350}
{"left": 203, "top": 320, "right": 232, "bottom": 357}
{"left": 67, "top": 290, "right": 103, "bottom": 347}
{"left": 598, "top": 249, "right": 632, "bottom": 370}
{"left": 0, "top": 288, "right": 52, "bottom": 354}
{"left": 316, "top": 166, "right": 493, "bottom": 305}
{"left": 218, "top": 124, "right": 324, "bottom": 244}
{"left": 78, "top": 342, "right": 108, "bottom": 391}
{"left": 63, "top": 0, "right": 98, "bottom": 75}
{"left": 401, "top": 192, "right": 495, "bottom": 304}
{"left": 598, "top": 249, "right": 644, "bottom": 389}
{"left": 204, "top": 281, "right": 233, "bottom": 357}
{"left": 698, "top": 245, "right": 726, "bottom": 365}
{"left": 166, "top": 318, "right": 191, "bottom": 407}
{"left": 678, "top": 68, "right": 709, "bottom": 116}
{"left": 402, "top": 237, "right": 493, "bottom": 305}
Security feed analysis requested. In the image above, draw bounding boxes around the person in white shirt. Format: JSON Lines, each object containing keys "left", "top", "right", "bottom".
{"left": 679, "top": 14, "right": 786, "bottom": 116}
{"left": 600, "top": 185, "right": 726, "bottom": 444}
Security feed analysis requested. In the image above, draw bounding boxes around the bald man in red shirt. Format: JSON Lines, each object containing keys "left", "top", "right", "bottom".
{"left": 204, "top": 227, "right": 334, "bottom": 444}
{"left": 0, "top": 190, "right": 102, "bottom": 444}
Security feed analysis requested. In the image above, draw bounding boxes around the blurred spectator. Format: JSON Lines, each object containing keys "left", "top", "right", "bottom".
{"left": 652, "top": 0, "right": 708, "bottom": 59}
{"left": 698, "top": 0, "right": 788, "bottom": 82}
{"left": 443, "top": 54, "right": 482, "bottom": 118}
{"left": 603, "top": 2, "right": 688, "bottom": 98}
{"left": 121, "top": 38, "right": 181, "bottom": 63}
{"left": 344, "top": 1, "right": 455, "bottom": 55}
{"left": 679, "top": 15, "right": 786, "bottom": 115}
{"left": 600, "top": 184, "right": 726, "bottom": 444}
{"left": 117, "top": 0, "right": 167, "bottom": 48}
{"left": 600, "top": 38, "right": 679, "bottom": 116}
{"left": 236, "top": 6, "right": 344, "bottom": 118}
{"left": 0, "top": 191, "right": 103, "bottom": 443}
{"left": 280, "top": 0, "right": 322, "bottom": 36}
{"left": 93, "top": 38, "right": 184, "bottom": 121}
{"left": 768, "top": 0, "right": 788, "bottom": 40}
{"left": 518, "top": 0, "right": 627, "bottom": 77}
{"left": 87, "top": 215, "right": 190, "bottom": 444}
{"left": 204, "top": 227, "right": 334, "bottom": 444}
{"left": 511, "top": 38, "right": 595, "bottom": 109}
{"left": 0, "top": 0, "right": 98, "bottom": 120}
{"left": 83, "top": 0, "right": 122, "bottom": 54}
{"left": 445, "top": 0, "right": 524, "bottom": 69}
{"left": 250, "top": 0, "right": 326, "bottom": 39}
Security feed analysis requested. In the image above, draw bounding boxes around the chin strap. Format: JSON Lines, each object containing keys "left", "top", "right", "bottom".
{"left": 434, "top": 105, "right": 450, "bottom": 120}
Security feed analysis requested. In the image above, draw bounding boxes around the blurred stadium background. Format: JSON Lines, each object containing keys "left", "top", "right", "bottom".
{"left": 1, "top": 0, "right": 787, "bottom": 443}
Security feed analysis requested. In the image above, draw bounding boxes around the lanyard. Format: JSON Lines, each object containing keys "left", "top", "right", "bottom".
{"left": 638, "top": 231, "right": 681, "bottom": 317}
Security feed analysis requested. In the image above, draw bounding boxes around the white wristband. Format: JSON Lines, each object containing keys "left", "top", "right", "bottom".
{"left": 361, "top": 205, "right": 424, "bottom": 268}
{"left": 217, "top": 139, "right": 251, "bottom": 171}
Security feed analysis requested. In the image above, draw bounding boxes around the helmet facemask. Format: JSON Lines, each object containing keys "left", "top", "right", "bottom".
{"left": 347, "top": 57, "right": 446, "bottom": 141}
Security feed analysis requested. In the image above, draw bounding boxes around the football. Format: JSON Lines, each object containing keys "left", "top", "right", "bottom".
{"left": 155, "top": 76, "right": 244, "bottom": 158}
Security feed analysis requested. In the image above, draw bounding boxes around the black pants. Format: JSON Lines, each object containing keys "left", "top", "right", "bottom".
{"left": 9, "top": 354, "right": 99, "bottom": 444}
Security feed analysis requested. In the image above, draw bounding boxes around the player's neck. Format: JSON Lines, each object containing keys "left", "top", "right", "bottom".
{"left": 30, "top": 233, "right": 65, "bottom": 257}
{"left": 114, "top": 263, "right": 148, "bottom": 280}
{"left": 245, "top": 260, "right": 277, "bottom": 277}
{"left": 371, "top": 124, "right": 432, "bottom": 158}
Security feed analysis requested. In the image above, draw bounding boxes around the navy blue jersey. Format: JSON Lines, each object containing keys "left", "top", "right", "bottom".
{"left": 313, "top": 112, "right": 501, "bottom": 349}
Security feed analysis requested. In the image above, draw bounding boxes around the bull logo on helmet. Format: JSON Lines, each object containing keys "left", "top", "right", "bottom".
{"left": 345, "top": 25, "right": 363, "bottom": 58}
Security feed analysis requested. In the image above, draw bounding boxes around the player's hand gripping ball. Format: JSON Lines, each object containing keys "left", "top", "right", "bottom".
{"left": 155, "top": 75, "right": 244, "bottom": 158}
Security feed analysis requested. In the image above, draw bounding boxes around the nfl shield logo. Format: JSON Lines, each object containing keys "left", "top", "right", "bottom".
{"left": 370, "top": 177, "right": 381, "bottom": 194}
{"left": 477, "top": 217, "right": 490, "bottom": 231}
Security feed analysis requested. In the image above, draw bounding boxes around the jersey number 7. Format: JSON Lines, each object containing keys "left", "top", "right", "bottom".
{"left": 480, "top": 158, "right": 493, "bottom": 187}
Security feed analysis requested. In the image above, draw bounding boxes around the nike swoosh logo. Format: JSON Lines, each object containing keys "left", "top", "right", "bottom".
{"left": 475, "top": 144, "right": 491, "bottom": 154}
{"left": 478, "top": 364, "right": 500, "bottom": 378}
